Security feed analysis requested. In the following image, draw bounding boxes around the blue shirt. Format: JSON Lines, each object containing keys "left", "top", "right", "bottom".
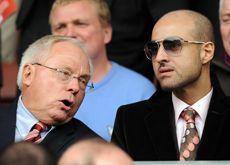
{"left": 15, "top": 96, "right": 53, "bottom": 142}
{"left": 75, "top": 62, "right": 155, "bottom": 141}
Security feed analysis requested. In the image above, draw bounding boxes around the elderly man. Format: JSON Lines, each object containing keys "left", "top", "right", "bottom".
{"left": 49, "top": 0, "right": 155, "bottom": 141}
{"left": 213, "top": 0, "right": 230, "bottom": 96}
{"left": 112, "top": 10, "right": 230, "bottom": 160}
{"left": 0, "top": 35, "right": 98, "bottom": 158}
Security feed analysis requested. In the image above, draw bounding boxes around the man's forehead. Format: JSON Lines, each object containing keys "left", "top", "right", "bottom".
{"left": 152, "top": 15, "right": 194, "bottom": 40}
{"left": 47, "top": 42, "right": 89, "bottom": 69}
{"left": 51, "top": 41, "right": 83, "bottom": 52}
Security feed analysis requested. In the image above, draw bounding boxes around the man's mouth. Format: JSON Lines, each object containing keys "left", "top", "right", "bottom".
{"left": 157, "top": 67, "right": 174, "bottom": 78}
{"left": 158, "top": 67, "right": 174, "bottom": 73}
{"left": 60, "top": 99, "right": 74, "bottom": 110}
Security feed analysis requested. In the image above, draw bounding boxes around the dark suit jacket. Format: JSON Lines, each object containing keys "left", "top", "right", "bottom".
{"left": 16, "top": 0, "right": 54, "bottom": 63}
{"left": 112, "top": 83, "right": 230, "bottom": 160}
{"left": 0, "top": 100, "right": 99, "bottom": 159}
{"left": 211, "top": 56, "right": 230, "bottom": 96}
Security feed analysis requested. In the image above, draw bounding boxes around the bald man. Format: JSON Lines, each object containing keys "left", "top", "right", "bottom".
{"left": 112, "top": 10, "right": 230, "bottom": 161}
{"left": 58, "top": 138, "right": 133, "bottom": 165}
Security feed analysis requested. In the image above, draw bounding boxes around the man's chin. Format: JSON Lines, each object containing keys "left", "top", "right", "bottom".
{"left": 159, "top": 81, "right": 175, "bottom": 91}
{"left": 49, "top": 114, "right": 71, "bottom": 125}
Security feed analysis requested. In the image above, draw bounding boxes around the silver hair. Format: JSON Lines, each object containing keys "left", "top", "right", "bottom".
{"left": 219, "top": 0, "right": 224, "bottom": 18}
{"left": 17, "top": 35, "right": 93, "bottom": 91}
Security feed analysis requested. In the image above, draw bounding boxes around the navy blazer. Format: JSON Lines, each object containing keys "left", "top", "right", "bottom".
{"left": 0, "top": 100, "right": 99, "bottom": 159}
{"left": 112, "top": 82, "right": 230, "bottom": 160}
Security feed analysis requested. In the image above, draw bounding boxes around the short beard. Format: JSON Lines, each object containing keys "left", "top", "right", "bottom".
{"left": 159, "top": 70, "right": 201, "bottom": 92}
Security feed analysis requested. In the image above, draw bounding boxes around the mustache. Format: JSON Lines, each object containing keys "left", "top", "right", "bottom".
{"left": 158, "top": 62, "right": 174, "bottom": 71}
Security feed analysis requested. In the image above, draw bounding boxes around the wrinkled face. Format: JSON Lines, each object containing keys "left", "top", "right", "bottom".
{"left": 151, "top": 16, "right": 203, "bottom": 91}
{"left": 220, "top": 0, "right": 230, "bottom": 55}
{"left": 22, "top": 41, "right": 90, "bottom": 125}
{"left": 50, "top": 0, "right": 111, "bottom": 59}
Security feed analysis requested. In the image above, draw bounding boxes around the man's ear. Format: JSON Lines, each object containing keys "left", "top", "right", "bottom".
{"left": 200, "top": 42, "right": 215, "bottom": 64}
{"left": 103, "top": 24, "right": 112, "bottom": 44}
{"left": 22, "top": 64, "right": 35, "bottom": 87}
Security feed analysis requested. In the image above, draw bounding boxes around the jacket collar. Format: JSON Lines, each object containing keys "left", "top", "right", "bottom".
{"left": 144, "top": 90, "right": 179, "bottom": 160}
{"left": 143, "top": 85, "right": 230, "bottom": 160}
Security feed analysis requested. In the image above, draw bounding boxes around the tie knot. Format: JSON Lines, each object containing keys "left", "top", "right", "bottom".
{"left": 31, "top": 122, "right": 51, "bottom": 133}
{"left": 25, "top": 122, "right": 51, "bottom": 143}
{"left": 181, "top": 107, "right": 197, "bottom": 123}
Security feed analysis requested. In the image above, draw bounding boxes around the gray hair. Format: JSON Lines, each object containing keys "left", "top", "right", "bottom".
{"left": 219, "top": 0, "right": 224, "bottom": 18}
{"left": 17, "top": 35, "right": 93, "bottom": 90}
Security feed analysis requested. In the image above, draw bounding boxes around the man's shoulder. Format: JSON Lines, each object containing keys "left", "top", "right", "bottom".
{"left": 67, "top": 118, "right": 99, "bottom": 137}
{"left": 0, "top": 100, "right": 17, "bottom": 118}
{"left": 117, "top": 95, "right": 155, "bottom": 115}
{"left": 116, "top": 90, "right": 172, "bottom": 116}
{"left": 211, "top": 57, "right": 230, "bottom": 73}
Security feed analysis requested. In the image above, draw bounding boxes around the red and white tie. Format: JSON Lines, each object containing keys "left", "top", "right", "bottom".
{"left": 24, "top": 122, "right": 51, "bottom": 143}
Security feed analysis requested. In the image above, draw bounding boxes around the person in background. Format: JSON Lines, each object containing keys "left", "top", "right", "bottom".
{"left": 16, "top": 0, "right": 55, "bottom": 63}
{"left": 15, "top": 0, "right": 188, "bottom": 79}
{"left": 0, "top": 35, "right": 98, "bottom": 159}
{"left": 59, "top": 138, "right": 133, "bottom": 165}
{"left": 112, "top": 10, "right": 230, "bottom": 160}
{"left": 0, "top": 141, "right": 56, "bottom": 165}
{"left": 213, "top": 0, "right": 230, "bottom": 96}
{"left": 49, "top": 0, "right": 155, "bottom": 141}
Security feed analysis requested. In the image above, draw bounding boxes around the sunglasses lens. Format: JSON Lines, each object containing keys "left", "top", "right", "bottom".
{"left": 144, "top": 41, "right": 159, "bottom": 60}
{"left": 163, "top": 38, "right": 182, "bottom": 54}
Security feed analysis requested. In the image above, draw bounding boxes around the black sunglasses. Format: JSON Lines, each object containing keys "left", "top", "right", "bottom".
{"left": 144, "top": 36, "right": 206, "bottom": 61}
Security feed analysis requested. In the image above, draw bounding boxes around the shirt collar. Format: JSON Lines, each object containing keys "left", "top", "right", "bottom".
{"left": 173, "top": 88, "right": 213, "bottom": 123}
{"left": 16, "top": 96, "right": 39, "bottom": 138}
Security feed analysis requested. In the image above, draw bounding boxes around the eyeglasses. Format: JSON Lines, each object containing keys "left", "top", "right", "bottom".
{"left": 144, "top": 36, "right": 206, "bottom": 61}
{"left": 32, "top": 63, "right": 94, "bottom": 90}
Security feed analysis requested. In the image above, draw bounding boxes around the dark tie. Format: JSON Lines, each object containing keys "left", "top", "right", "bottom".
{"left": 179, "top": 107, "right": 200, "bottom": 160}
{"left": 24, "top": 122, "right": 51, "bottom": 143}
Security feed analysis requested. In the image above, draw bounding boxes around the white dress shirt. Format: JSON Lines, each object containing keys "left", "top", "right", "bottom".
{"left": 172, "top": 88, "right": 213, "bottom": 149}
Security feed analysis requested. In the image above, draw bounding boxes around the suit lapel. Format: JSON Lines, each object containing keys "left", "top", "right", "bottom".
{"left": 144, "top": 91, "right": 179, "bottom": 160}
{"left": 0, "top": 101, "right": 17, "bottom": 150}
{"left": 196, "top": 87, "right": 228, "bottom": 159}
{"left": 41, "top": 120, "right": 76, "bottom": 157}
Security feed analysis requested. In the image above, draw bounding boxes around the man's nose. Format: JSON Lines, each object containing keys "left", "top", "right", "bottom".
{"left": 67, "top": 77, "right": 80, "bottom": 96}
{"left": 65, "top": 25, "right": 77, "bottom": 38}
{"left": 154, "top": 44, "right": 170, "bottom": 62}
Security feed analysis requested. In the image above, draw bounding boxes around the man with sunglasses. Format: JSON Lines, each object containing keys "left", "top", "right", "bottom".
{"left": 112, "top": 10, "right": 230, "bottom": 160}
{"left": 0, "top": 35, "right": 99, "bottom": 159}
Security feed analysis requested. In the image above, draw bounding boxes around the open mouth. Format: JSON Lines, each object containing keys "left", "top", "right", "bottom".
{"left": 61, "top": 99, "right": 73, "bottom": 107}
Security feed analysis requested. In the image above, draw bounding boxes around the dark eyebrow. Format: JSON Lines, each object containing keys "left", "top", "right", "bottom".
{"left": 73, "top": 18, "right": 88, "bottom": 23}
{"left": 54, "top": 22, "right": 66, "bottom": 28}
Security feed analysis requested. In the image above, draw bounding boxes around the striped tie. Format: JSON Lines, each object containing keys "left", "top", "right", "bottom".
{"left": 24, "top": 122, "right": 51, "bottom": 143}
